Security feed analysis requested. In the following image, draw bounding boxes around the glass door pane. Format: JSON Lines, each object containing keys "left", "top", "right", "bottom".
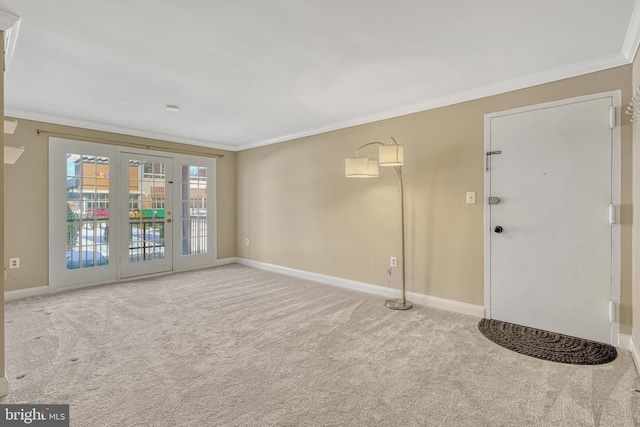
{"left": 120, "top": 153, "right": 173, "bottom": 278}
{"left": 66, "top": 153, "right": 110, "bottom": 270}
{"left": 180, "top": 165, "right": 208, "bottom": 256}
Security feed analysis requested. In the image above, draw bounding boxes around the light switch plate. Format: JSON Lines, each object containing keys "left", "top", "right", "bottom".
{"left": 466, "top": 192, "right": 476, "bottom": 204}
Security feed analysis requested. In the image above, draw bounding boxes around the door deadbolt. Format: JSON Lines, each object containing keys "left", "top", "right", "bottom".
{"left": 494, "top": 226, "right": 503, "bottom": 233}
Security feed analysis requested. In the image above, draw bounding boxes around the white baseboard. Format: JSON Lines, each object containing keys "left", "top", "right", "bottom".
{"left": 236, "top": 258, "right": 485, "bottom": 318}
{"left": 6, "top": 260, "right": 237, "bottom": 302}
{"left": 407, "top": 291, "right": 485, "bottom": 318}
{"left": 613, "top": 335, "right": 640, "bottom": 375}
{"left": 5, "top": 285, "right": 49, "bottom": 302}
{"left": 5, "top": 259, "right": 485, "bottom": 319}
{"left": 619, "top": 334, "right": 631, "bottom": 350}
{"left": 0, "top": 376, "right": 8, "bottom": 398}
{"left": 216, "top": 257, "right": 238, "bottom": 266}
{"left": 630, "top": 336, "right": 640, "bottom": 375}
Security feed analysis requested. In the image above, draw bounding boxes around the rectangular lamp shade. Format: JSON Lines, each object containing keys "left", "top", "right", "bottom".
{"left": 345, "top": 156, "right": 379, "bottom": 177}
{"left": 367, "top": 156, "right": 379, "bottom": 177}
{"left": 379, "top": 145, "right": 404, "bottom": 166}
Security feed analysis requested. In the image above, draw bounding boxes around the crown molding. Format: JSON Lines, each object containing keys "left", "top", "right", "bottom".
{"left": 4, "top": 108, "right": 237, "bottom": 152}
{"left": 237, "top": 53, "right": 631, "bottom": 151}
{"left": 6, "top": 52, "right": 633, "bottom": 153}
{"left": 0, "top": 10, "right": 20, "bottom": 69}
{"left": 622, "top": 0, "right": 640, "bottom": 61}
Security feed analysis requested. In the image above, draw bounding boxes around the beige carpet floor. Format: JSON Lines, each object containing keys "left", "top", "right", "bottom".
{"left": 1, "top": 264, "right": 639, "bottom": 426}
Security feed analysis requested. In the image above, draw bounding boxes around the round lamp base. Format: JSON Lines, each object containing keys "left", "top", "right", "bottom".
{"left": 384, "top": 299, "right": 413, "bottom": 310}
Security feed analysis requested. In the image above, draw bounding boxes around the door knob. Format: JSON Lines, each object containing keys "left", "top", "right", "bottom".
{"left": 167, "top": 219, "right": 172, "bottom": 223}
{"left": 494, "top": 226, "right": 503, "bottom": 233}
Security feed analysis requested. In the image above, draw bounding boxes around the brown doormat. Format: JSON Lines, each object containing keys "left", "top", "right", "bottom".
{"left": 478, "top": 318, "right": 617, "bottom": 365}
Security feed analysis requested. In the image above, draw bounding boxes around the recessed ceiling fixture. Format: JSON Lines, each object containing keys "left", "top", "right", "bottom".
{"left": 165, "top": 105, "right": 179, "bottom": 112}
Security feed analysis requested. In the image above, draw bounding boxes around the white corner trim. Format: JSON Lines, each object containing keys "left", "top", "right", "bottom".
{"left": 216, "top": 257, "right": 239, "bottom": 266}
{"left": 236, "top": 258, "right": 485, "bottom": 318}
{"left": 0, "top": 10, "right": 19, "bottom": 30}
{"left": 0, "top": 376, "right": 8, "bottom": 399}
{"left": 4, "top": 108, "right": 236, "bottom": 152}
{"left": 622, "top": 0, "right": 640, "bottom": 61}
{"left": 4, "top": 17, "right": 19, "bottom": 68}
{"left": 0, "top": 10, "right": 20, "bottom": 69}
{"left": 5, "top": 285, "right": 49, "bottom": 302}
{"left": 236, "top": 53, "right": 630, "bottom": 151}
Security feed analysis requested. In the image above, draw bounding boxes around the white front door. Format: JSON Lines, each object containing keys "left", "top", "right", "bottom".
{"left": 485, "top": 92, "right": 620, "bottom": 344}
{"left": 120, "top": 153, "right": 174, "bottom": 278}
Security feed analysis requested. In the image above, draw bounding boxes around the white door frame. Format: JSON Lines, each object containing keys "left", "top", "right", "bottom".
{"left": 483, "top": 90, "right": 621, "bottom": 345}
{"left": 49, "top": 138, "right": 218, "bottom": 291}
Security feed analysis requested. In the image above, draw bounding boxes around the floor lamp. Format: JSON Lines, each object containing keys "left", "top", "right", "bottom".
{"left": 344, "top": 137, "right": 412, "bottom": 310}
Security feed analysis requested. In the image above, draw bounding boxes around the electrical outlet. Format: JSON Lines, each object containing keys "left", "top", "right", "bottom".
{"left": 245, "top": 238, "right": 250, "bottom": 246}
{"left": 9, "top": 258, "right": 20, "bottom": 269}
{"left": 390, "top": 256, "right": 398, "bottom": 268}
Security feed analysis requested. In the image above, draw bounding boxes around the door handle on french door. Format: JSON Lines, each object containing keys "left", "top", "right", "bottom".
{"left": 167, "top": 219, "right": 172, "bottom": 223}
{"left": 494, "top": 226, "right": 503, "bottom": 233}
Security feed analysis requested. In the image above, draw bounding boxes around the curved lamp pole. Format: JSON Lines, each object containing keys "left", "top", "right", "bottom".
{"left": 345, "top": 138, "right": 412, "bottom": 310}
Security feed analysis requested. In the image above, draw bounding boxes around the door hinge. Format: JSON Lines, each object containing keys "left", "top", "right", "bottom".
{"left": 609, "top": 204, "right": 616, "bottom": 225}
{"left": 610, "top": 107, "right": 616, "bottom": 128}
{"left": 609, "top": 301, "right": 616, "bottom": 322}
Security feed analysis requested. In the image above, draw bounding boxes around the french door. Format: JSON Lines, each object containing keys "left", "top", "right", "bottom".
{"left": 49, "top": 138, "right": 217, "bottom": 290}
{"left": 120, "top": 153, "right": 173, "bottom": 278}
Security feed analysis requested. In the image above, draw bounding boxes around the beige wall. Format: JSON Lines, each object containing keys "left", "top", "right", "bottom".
{"left": 237, "top": 66, "right": 634, "bottom": 333}
{"left": 633, "top": 52, "right": 640, "bottom": 352}
{"left": 2, "top": 66, "right": 633, "bottom": 335}
{"left": 4, "top": 119, "right": 237, "bottom": 292}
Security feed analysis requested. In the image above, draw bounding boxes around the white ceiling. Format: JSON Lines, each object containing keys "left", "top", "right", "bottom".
{"left": 0, "top": 1, "right": 638, "bottom": 151}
